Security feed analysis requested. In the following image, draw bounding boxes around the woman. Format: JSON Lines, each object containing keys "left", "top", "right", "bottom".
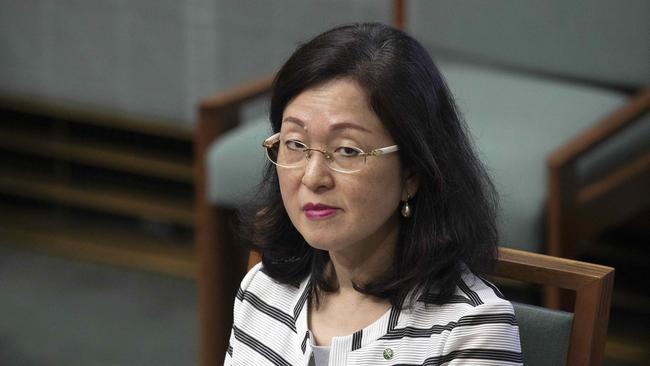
{"left": 226, "top": 23, "right": 522, "bottom": 365}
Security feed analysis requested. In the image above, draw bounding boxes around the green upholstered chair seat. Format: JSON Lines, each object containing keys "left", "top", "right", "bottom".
{"left": 513, "top": 302, "right": 573, "bottom": 366}
{"left": 205, "top": 61, "right": 627, "bottom": 252}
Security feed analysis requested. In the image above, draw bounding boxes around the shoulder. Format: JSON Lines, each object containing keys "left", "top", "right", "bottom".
{"left": 414, "top": 270, "right": 514, "bottom": 314}
{"left": 237, "top": 262, "right": 268, "bottom": 295}
{"left": 393, "top": 271, "right": 519, "bottom": 339}
{"left": 440, "top": 272, "right": 523, "bottom": 364}
{"left": 431, "top": 271, "right": 519, "bottom": 329}
{"left": 228, "top": 263, "right": 312, "bottom": 365}
{"left": 237, "top": 262, "right": 307, "bottom": 298}
{"left": 398, "top": 271, "right": 521, "bottom": 357}
{"left": 233, "top": 262, "right": 310, "bottom": 319}
{"left": 361, "top": 272, "right": 521, "bottom": 365}
{"left": 455, "top": 270, "right": 513, "bottom": 311}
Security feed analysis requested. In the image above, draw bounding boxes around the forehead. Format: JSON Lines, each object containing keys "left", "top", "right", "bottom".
{"left": 282, "top": 78, "right": 386, "bottom": 135}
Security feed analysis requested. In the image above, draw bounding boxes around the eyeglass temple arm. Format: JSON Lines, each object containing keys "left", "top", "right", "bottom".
{"left": 263, "top": 132, "right": 281, "bottom": 148}
{"left": 370, "top": 145, "right": 399, "bottom": 156}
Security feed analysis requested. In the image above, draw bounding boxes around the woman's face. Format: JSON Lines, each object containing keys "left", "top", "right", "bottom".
{"left": 277, "top": 78, "right": 417, "bottom": 255}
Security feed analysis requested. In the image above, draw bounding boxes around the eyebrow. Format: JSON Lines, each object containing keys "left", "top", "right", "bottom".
{"left": 282, "top": 116, "right": 371, "bottom": 133}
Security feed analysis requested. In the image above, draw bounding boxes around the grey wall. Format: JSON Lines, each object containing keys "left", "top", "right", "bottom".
{"left": 3, "top": 1, "right": 646, "bottom": 127}
{"left": 0, "top": 0, "right": 391, "bottom": 127}
{"left": 408, "top": 0, "right": 650, "bottom": 88}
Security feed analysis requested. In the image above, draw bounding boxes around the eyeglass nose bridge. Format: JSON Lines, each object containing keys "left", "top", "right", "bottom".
{"left": 304, "top": 148, "right": 334, "bottom": 163}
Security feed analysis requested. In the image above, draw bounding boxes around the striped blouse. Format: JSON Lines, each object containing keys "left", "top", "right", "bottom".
{"left": 225, "top": 263, "right": 523, "bottom": 366}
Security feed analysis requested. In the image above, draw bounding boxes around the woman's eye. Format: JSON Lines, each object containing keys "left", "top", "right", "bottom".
{"left": 285, "top": 140, "right": 306, "bottom": 151}
{"left": 335, "top": 146, "right": 362, "bottom": 157}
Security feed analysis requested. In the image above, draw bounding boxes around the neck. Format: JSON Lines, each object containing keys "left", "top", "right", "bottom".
{"left": 326, "top": 215, "right": 399, "bottom": 293}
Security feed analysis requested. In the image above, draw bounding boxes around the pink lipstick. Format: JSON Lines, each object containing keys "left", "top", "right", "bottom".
{"left": 303, "top": 203, "right": 339, "bottom": 220}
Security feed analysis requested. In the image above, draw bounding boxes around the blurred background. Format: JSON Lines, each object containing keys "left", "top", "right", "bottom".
{"left": 0, "top": 0, "right": 648, "bottom": 365}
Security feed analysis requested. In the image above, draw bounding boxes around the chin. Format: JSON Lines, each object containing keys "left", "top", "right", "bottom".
{"left": 303, "top": 238, "right": 334, "bottom": 251}
{"left": 301, "top": 233, "right": 341, "bottom": 252}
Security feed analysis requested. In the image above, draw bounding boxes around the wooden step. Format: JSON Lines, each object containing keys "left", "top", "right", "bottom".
{"left": 611, "top": 288, "right": 650, "bottom": 315}
{"left": 0, "top": 202, "right": 196, "bottom": 278}
{"left": 578, "top": 149, "right": 650, "bottom": 238}
{"left": 582, "top": 241, "right": 649, "bottom": 269}
{"left": 605, "top": 336, "right": 650, "bottom": 364}
{"left": 0, "top": 127, "right": 193, "bottom": 183}
{"left": 0, "top": 166, "right": 195, "bottom": 227}
{"left": 0, "top": 95, "right": 193, "bottom": 140}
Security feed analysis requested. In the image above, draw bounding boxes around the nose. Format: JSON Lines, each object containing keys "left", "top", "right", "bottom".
{"left": 301, "top": 150, "right": 334, "bottom": 192}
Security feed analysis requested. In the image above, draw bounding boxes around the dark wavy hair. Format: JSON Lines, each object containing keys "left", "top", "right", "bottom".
{"left": 242, "top": 22, "right": 498, "bottom": 307}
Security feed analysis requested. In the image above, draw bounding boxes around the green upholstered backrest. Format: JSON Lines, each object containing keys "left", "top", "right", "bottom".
{"left": 408, "top": 0, "right": 650, "bottom": 87}
{"left": 439, "top": 61, "right": 624, "bottom": 252}
{"left": 513, "top": 302, "right": 573, "bottom": 366}
{"left": 207, "top": 116, "right": 271, "bottom": 206}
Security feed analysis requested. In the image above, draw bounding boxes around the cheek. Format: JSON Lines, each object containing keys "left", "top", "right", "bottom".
{"left": 278, "top": 169, "right": 298, "bottom": 190}
{"left": 278, "top": 171, "right": 301, "bottom": 211}
{"left": 344, "top": 167, "right": 402, "bottom": 213}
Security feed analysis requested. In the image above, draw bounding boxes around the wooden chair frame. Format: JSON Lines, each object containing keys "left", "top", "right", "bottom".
{"left": 546, "top": 87, "right": 649, "bottom": 308}
{"left": 494, "top": 248, "right": 614, "bottom": 365}
{"left": 547, "top": 87, "right": 650, "bottom": 261}
{"left": 195, "top": 75, "right": 274, "bottom": 366}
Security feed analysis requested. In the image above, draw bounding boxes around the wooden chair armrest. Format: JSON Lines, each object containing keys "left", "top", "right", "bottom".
{"left": 495, "top": 247, "right": 614, "bottom": 366}
{"left": 495, "top": 247, "right": 613, "bottom": 290}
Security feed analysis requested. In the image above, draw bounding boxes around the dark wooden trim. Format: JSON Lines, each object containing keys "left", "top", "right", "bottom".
{"left": 247, "top": 250, "right": 262, "bottom": 270}
{"left": 195, "top": 107, "right": 238, "bottom": 366}
{"left": 199, "top": 75, "right": 275, "bottom": 112}
{"left": 392, "top": 0, "right": 406, "bottom": 30}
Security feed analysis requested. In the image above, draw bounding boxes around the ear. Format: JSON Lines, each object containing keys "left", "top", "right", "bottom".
{"left": 401, "top": 167, "right": 419, "bottom": 201}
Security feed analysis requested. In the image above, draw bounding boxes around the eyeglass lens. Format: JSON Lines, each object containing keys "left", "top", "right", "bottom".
{"left": 266, "top": 141, "right": 365, "bottom": 172}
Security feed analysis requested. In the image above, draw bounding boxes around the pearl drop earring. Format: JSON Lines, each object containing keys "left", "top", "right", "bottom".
{"left": 401, "top": 194, "right": 412, "bottom": 218}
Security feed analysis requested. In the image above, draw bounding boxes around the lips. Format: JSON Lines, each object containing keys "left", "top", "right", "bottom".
{"left": 303, "top": 203, "right": 339, "bottom": 220}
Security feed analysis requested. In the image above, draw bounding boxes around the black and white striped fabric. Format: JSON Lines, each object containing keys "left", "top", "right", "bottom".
{"left": 225, "top": 263, "right": 522, "bottom": 365}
